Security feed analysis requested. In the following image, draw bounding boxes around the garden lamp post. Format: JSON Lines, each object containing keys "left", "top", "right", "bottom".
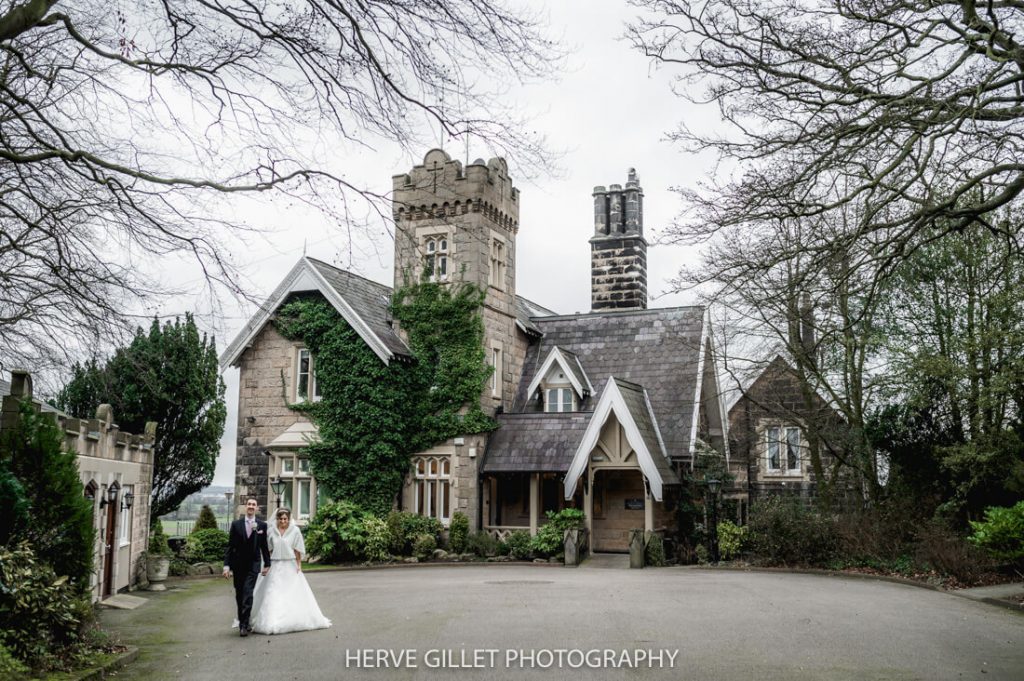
{"left": 270, "top": 476, "right": 285, "bottom": 510}
{"left": 706, "top": 477, "right": 722, "bottom": 564}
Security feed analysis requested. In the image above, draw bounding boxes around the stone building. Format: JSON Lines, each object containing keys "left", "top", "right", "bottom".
{"left": 726, "top": 356, "right": 849, "bottom": 514}
{"left": 221, "top": 149, "right": 732, "bottom": 551}
{"left": 1, "top": 371, "right": 156, "bottom": 602}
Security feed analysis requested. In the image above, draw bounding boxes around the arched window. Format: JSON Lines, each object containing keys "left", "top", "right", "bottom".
{"left": 422, "top": 235, "right": 450, "bottom": 281}
{"left": 413, "top": 456, "right": 451, "bottom": 524}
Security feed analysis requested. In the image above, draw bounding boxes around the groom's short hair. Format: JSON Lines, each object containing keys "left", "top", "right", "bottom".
{"left": 245, "top": 496, "right": 258, "bottom": 505}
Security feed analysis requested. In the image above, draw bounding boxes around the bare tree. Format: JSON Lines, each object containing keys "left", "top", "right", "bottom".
{"left": 694, "top": 206, "right": 888, "bottom": 505}
{"left": 0, "top": 0, "right": 560, "bottom": 371}
{"left": 628, "top": 0, "right": 1024, "bottom": 275}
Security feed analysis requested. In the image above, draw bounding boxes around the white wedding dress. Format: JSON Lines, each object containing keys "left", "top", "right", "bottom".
{"left": 248, "top": 523, "right": 332, "bottom": 635}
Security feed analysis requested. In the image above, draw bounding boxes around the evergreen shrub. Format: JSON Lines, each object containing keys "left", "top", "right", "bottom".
{"left": 448, "top": 512, "right": 469, "bottom": 553}
{"left": 412, "top": 533, "right": 437, "bottom": 560}
{"left": 385, "top": 511, "right": 442, "bottom": 556}
{"left": 645, "top": 533, "right": 666, "bottom": 567}
{"left": 717, "top": 520, "right": 748, "bottom": 561}
{"left": 305, "top": 501, "right": 369, "bottom": 563}
{"left": 363, "top": 516, "right": 391, "bottom": 562}
{"left": 1, "top": 402, "right": 94, "bottom": 587}
{"left": 968, "top": 501, "right": 1024, "bottom": 564}
{"left": 747, "top": 496, "right": 837, "bottom": 566}
{"left": 466, "top": 531, "right": 500, "bottom": 558}
{"left": 502, "top": 530, "right": 532, "bottom": 560}
{"left": 184, "top": 528, "right": 229, "bottom": 563}
{"left": 529, "top": 509, "right": 584, "bottom": 557}
{"left": 148, "top": 521, "right": 173, "bottom": 557}
{"left": 193, "top": 505, "right": 219, "bottom": 532}
{"left": 0, "top": 543, "right": 87, "bottom": 670}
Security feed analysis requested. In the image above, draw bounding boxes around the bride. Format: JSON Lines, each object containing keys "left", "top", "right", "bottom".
{"left": 249, "top": 507, "right": 331, "bottom": 635}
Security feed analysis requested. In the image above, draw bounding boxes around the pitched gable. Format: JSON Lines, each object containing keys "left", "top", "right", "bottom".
{"left": 563, "top": 377, "right": 678, "bottom": 501}
{"left": 219, "top": 257, "right": 410, "bottom": 369}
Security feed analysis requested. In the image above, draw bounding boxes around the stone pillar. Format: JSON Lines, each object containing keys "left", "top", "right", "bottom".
{"left": 644, "top": 483, "right": 654, "bottom": 535}
{"left": 529, "top": 473, "right": 539, "bottom": 536}
{"left": 583, "top": 469, "right": 593, "bottom": 539}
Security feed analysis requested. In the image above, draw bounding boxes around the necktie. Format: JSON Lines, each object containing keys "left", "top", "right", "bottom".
{"left": 246, "top": 519, "right": 252, "bottom": 538}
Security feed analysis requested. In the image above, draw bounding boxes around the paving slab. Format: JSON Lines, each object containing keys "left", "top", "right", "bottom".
{"left": 99, "top": 593, "right": 150, "bottom": 610}
{"left": 100, "top": 566, "right": 1024, "bottom": 681}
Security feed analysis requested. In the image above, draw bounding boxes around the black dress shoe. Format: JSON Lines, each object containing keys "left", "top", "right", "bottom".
{"left": 240, "top": 627, "right": 249, "bottom": 637}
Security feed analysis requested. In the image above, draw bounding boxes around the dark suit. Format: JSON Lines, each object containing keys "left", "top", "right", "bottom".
{"left": 224, "top": 516, "right": 271, "bottom": 630}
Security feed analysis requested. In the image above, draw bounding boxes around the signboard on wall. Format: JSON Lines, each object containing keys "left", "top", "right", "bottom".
{"left": 624, "top": 498, "right": 644, "bottom": 510}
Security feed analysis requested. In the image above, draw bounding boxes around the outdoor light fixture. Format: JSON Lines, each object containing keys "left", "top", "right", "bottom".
{"left": 704, "top": 476, "right": 722, "bottom": 563}
{"left": 121, "top": 490, "right": 134, "bottom": 511}
{"left": 224, "top": 491, "right": 234, "bottom": 504}
{"left": 270, "top": 476, "right": 286, "bottom": 508}
{"left": 100, "top": 484, "right": 119, "bottom": 509}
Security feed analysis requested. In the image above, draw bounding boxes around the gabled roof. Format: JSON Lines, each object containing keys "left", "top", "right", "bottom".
{"left": 481, "top": 412, "right": 592, "bottom": 473}
{"left": 219, "top": 257, "right": 410, "bottom": 369}
{"left": 267, "top": 420, "right": 320, "bottom": 449}
{"left": 525, "top": 346, "right": 594, "bottom": 400}
{"left": 512, "top": 306, "right": 706, "bottom": 459}
{"left": 514, "top": 296, "right": 557, "bottom": 336}
{"left": 563, "top": 378, "right": 678, "bottom": 501}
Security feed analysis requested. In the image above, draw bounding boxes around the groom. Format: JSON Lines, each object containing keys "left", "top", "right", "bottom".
{"left": 223, "top": 497, "right": 271, "bottom": 637}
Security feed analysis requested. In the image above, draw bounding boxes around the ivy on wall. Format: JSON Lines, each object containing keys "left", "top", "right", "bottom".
{"left": 273, "top": 281, "right": 496, "bottom": 515}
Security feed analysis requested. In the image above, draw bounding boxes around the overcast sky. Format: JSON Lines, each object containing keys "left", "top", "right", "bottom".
{"left": 173, "top": 1, "right": 719, "bottom": 487}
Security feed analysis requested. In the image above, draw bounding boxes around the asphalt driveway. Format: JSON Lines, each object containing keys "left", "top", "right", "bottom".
{"left": 99, "top": 565, "right": 1023, "bottom": 681}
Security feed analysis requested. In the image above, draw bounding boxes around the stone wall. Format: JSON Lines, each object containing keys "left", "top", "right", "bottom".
{"left": 391, "top": 149, "right": 524, "bottom": 531}
{"left": 233, "top": 322, "right": 310, "bottom": 515}
{"left": 727, "top": 358, "right": 847, "bottom": 504}
{"left": 0, "top": 371, "right": 156, "bottom": 602}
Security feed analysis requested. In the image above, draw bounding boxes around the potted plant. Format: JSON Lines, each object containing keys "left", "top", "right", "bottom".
{"left": 146, "top": 521, "right": 173, "bottom": 590}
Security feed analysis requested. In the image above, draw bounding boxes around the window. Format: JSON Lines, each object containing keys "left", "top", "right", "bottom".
{"left": 491, "top": 347, "right": 501, "bottom": 398}
{"left": 413, "top": 456, "right": 451, "bottom": 524}
{"left": 119, "top": 485, "right": 132, "bottom": 546}
{"left": 544, "top": 387, "right": 574, "bottom": 413}
{"left": 298, "top": 458, "right": 310, "bottom": 474}
{"left": 282, "top": 481, "right": 294, "bottom": 510}
{"left": 490, "top": 237, "right": 505, "bottom": 288}
{"left": 282, "top": 457, "right": 295, "bottom": 477}
{"left": 766, "top": 426, "right": 801, "bottom": 473}
{"left": 297, "top": 480, "right": 311, "bottom": 519}
{"left": 295, "top": 349, "right": 322, "bottom": 402}
{"left": 423, "top": 236, "right": 449, "bottom": 281}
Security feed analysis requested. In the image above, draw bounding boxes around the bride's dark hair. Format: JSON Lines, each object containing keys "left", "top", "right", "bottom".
{"left": 275, "top": 507, "right": 292, "bottom": 519}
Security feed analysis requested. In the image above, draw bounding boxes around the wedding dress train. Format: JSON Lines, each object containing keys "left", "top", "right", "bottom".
{"left": 248, "top": 523, "right": 331, "bottom": 635}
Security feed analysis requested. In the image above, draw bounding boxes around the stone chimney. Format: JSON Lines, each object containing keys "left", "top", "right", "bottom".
{"left": 590, "top": 168, "right": 648, "bottom": 311}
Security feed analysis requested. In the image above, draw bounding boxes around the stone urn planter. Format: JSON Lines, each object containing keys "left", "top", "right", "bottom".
{"left": 147, "top": 554, "right": 170, "bottom": 590}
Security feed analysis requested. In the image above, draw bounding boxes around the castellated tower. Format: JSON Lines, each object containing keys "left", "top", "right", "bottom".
{"left": 590, "top": 169, "right": 648, "bottom": 311}
{"left": 392, "top": 150, "right": 519, "bottom": 380}
{"left": 392, "top": 148, "right": 522, "bottom": 530}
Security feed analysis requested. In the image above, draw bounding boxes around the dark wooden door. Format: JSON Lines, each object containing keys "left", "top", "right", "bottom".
{"left": 102, "top": 498, "right": 117, "bottom": 598}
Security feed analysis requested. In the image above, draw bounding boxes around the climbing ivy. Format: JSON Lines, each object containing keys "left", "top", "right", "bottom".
{"left": 273, "top": 281, "right": 496, "bottom": 515}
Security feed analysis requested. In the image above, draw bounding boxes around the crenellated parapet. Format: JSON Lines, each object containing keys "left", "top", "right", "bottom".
{"left": 392, "top": 148, "right": 519, "bottom": 232}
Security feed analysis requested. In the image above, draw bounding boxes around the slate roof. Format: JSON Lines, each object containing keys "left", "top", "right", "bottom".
{"left": 482, "top": 412, "right": 592, "bottom": 473}
{"left": 512, "top": 306, "right": 706, "bottom": 461}
{"left": 306, "top": 258, "right": 410, "bottom": 357}
{"left": 555, "top": 347, "right": 593, "bottom": 395}
{"left": 513, "top": 296, "right": 557, "bottom": 336}
{"left": 612, "top": 378, "right": 677, "bottom": 484}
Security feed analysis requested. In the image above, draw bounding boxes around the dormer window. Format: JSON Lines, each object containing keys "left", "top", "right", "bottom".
{"left": 424, "top": 236, "right": 449, "bottom": 281}
{"left": 544, "top": 387, "right": 574, "bottom": 413}
{"left": 526, "top": 346, "right": 593, "bottom": 413}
